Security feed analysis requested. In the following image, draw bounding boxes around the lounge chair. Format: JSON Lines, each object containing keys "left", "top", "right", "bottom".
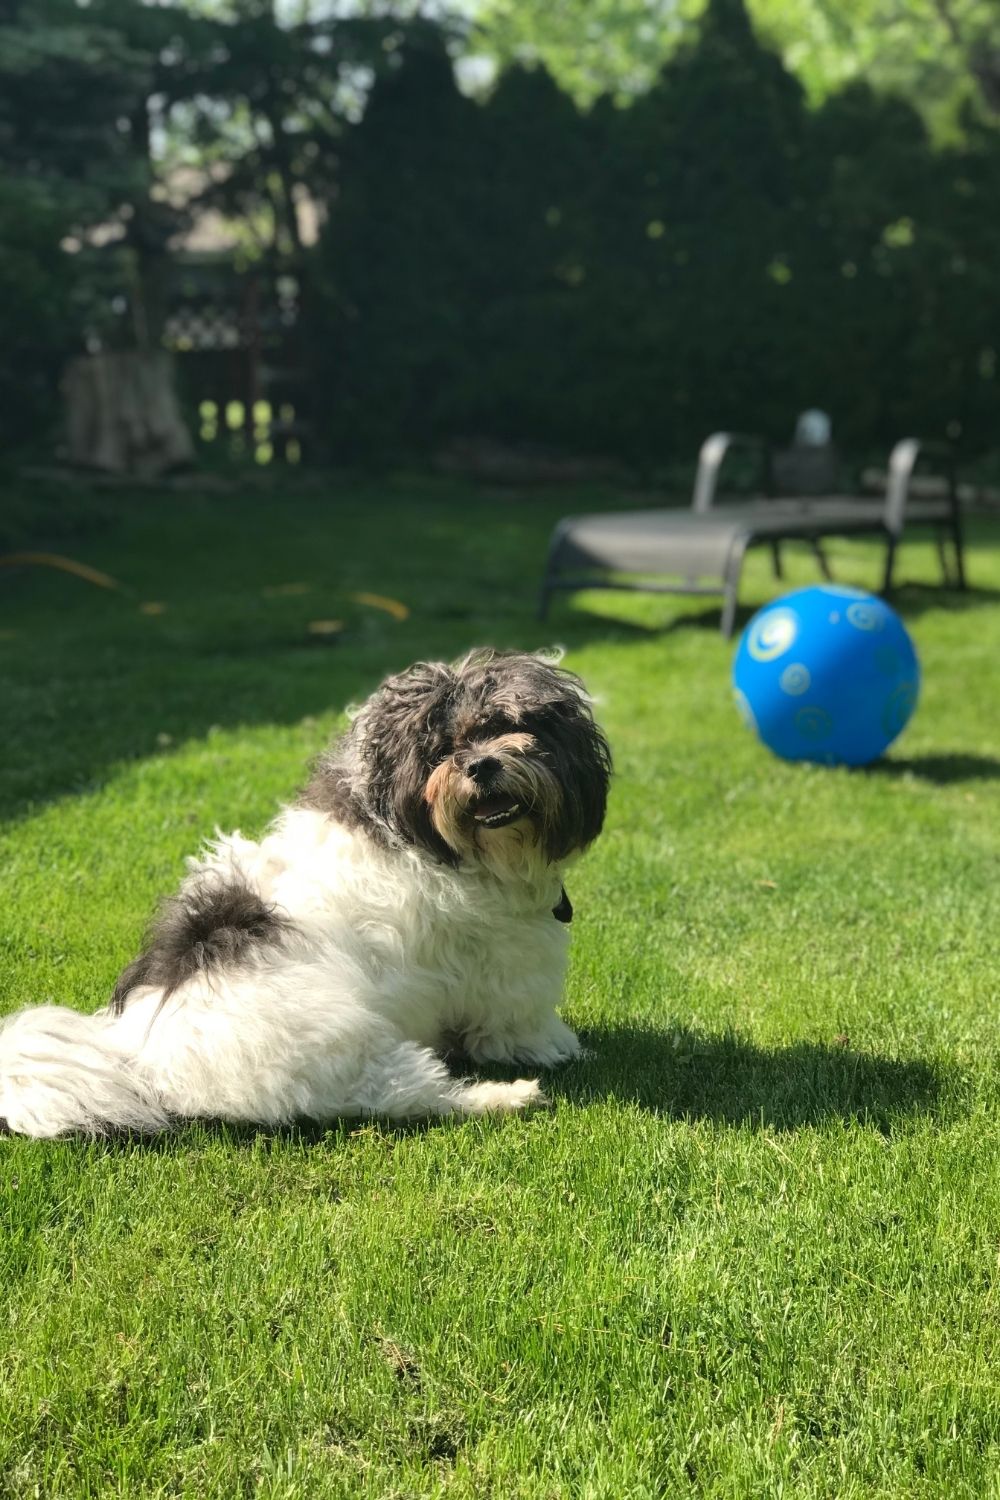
{"left": 538, "top": 432, "right": 966, "bottom": 636}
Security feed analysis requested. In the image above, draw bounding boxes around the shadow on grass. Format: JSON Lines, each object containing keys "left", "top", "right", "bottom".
{"left": 863, "top": 751, "right": 1000, "bottom": 784}
{"left": 552, "top": 1024, "right": 946, "bottom": 1133}
{"left": 0, "top": 609, "right": 668, "bottom": 826}
{"left": 553, "top": 579, "right": 1000, "bottom": 640}
{"left": 546, "top": 596, "right": 744, "bottom": 637}
{"left": 888, "top": 580, "right": 1000, "bottom": 618}
{"left": 59, "top": 1023, "right": 948, "bottom": 1157}
{"left": 8, "top": 1111, "right": 437, "bottom": 1156}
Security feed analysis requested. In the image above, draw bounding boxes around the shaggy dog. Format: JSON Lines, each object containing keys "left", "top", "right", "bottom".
{"left": 0, "top": 650, "right": 611, "bottom": 1137}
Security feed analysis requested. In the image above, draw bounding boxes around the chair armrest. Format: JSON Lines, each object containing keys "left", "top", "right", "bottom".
{"left": 885, "top": 438, "right": 958, "bottom": 534}
{"left": 692, "top": 432, "right": 769, "bottom": 513}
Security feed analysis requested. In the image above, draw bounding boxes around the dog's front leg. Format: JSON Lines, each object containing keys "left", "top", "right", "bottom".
{"left": 462, "top": 1012, "right": 582, "bottom": 1068}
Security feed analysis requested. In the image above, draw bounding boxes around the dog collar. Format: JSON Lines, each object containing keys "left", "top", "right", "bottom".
{"left": 552, "top": 886, "right": 573, "bottom": 923}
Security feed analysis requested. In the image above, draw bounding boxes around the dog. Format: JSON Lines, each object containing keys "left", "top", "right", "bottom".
{"left": 0, "top": 650, "right": 611, "bottom": 1137}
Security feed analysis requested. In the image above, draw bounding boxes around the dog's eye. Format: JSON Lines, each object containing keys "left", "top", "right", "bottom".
{"left": 479, "top": 714, "right": 512, "bottom": 739}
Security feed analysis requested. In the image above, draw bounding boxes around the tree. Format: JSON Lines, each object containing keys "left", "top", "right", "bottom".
{"left": 0, "top": 0, "right": 150, "bottom": 448}
{"left": 467, "top": 0, "right": 701, "bottom": 105}
{"left": 578, "top": 0, "right": 811, "bottom": 456}
{"left": 312, "top": 25, "right": 487, "bottom": 457}
{"left": 470, "top": 0, "right": 1000, "bottom": 135}
{"left": 0, "top": 0, "right": 408, "bottom": 458}
{"left": 751, "top": 0, "right": 1000, "bottom": 131}
{"left": 309, "top": 0, "right": 1000, "bottom": 463}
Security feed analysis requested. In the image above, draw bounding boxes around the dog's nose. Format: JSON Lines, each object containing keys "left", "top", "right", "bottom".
{"left": 467, "top": 755, "right": 501, "bottom": 785}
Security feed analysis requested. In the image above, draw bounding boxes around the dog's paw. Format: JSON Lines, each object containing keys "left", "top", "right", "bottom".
{"left": 511, "top": 1037, "right": 583, "bottom": 1067}
{"left": 467, "top": 1018, "right": 583, "bottom": 1069}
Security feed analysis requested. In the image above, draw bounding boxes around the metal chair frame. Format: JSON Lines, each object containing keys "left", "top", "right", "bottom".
{"left": 538, "top": 435, "right": 966, "bottom": 635}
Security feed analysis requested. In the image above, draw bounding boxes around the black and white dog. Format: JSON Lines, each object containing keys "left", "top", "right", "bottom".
{"left": 0, "top": 651, "right": 611, "bottom": 1137}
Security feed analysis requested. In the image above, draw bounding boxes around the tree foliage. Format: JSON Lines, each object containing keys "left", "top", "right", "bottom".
{"left": 2, "top": 0, "right": 998, "bottom": 463}
{"left": 314, "top": 0, "right": 1000, "bottom": 463}
{"left": 472, "top": 0, "right": 1000, "bottom": 135}
{"left": 0, "top": 0, "right": 414, "bottom": 449}
{"left": 0, "top": 0, "right": 152, "bottom": 446}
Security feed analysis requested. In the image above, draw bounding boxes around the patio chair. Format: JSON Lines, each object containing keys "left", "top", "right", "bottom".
{"left": 538, "top": 428, "right": 965, "bottom": 637}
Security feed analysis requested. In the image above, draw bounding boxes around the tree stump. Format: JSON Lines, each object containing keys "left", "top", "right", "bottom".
{"left": 63, "top": 351, "right": 195, "bottom": 476}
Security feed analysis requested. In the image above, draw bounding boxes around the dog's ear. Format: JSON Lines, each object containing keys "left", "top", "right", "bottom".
{"left": 506, "top": 656, "right": 610, "bottom": 859}
{"left": 356, "top": 661, "right": 461, "bottom": 862}
{"left": 369, "top": 661, "right": 456, "bottom": 728}
{"left": 541, "top": 705, "right": 611, "bottom": 859}
{"left": 299, "top": 661, "right": 459, "bottom": 859}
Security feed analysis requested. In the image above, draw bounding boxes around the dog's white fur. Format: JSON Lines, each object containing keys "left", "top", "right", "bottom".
{"left": 1, "top": 794, "right": 586, "bottom": 1139}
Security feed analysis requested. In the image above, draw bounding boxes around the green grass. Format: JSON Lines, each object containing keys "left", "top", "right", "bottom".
{"left": 2, "top": 476, "right": 999, "bottom": 1498}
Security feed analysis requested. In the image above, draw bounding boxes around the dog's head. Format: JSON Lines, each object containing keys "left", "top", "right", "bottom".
{"left": 306, "top": 650, "right": 611, "bottom": 873}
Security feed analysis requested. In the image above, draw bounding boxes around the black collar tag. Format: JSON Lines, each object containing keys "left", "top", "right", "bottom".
{"left": 552, "top": 886, "right": 573, "bottom": 923}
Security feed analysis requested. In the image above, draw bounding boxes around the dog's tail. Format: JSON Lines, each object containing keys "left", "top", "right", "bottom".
{"left": 0, "top": 1005, "right": 171, "bottom": 1138}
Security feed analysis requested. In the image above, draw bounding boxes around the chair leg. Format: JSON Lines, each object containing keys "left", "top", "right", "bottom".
{"left": 720, "top": 537, "right": 749, "bottom": 638}
{"left": 770, "top": 541, "right": 783, "bottom": 580}
{"left": 812, "top": 541, "right": 833, "bottom": 581}
{"left": 951, "top": 515, "right": 968, "bottom": 590}
{"left": 882, "top": 535, "right": 898, "bottom": 594}
{"left": 934, "top": 526, "right": 952, "bottom": 586}
{"left": 720, "top": 582, "right": 739, "bottom": 639}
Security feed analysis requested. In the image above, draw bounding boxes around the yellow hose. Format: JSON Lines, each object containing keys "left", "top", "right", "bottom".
{"left": 351, "top": 591, "right": 410, "bottom": 621}
{"left": 0, "top": 552, "right": 122, "bottom": 591}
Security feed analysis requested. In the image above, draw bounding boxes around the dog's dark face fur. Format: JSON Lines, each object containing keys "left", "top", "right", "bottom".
{"left": 302, "top": 651, "right": 611, "bottom": 871}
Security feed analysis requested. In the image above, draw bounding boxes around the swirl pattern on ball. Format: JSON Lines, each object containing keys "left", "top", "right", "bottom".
{"left": 779, "top": 663, "right": 810, "bottom": 696}
{"left": 733, "top": 688, "right": 758, "bottom": 732}
{"left": 795, "top": 705, "right": 833, "bottom": 741}
{"left": 846, "top": 601, "right": 885, "bottom": 633}
{"left": 747, "top": 608, "right": 798, "bottom": 663}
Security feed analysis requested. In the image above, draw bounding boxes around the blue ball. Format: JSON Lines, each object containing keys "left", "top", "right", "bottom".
{"left": 732, "top": 585, "right": 920, "bottom": 767}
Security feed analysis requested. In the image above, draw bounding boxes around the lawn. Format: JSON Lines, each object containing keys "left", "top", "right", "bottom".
{"left": 1, "top": 477, "right": 999, "bottom": 1499}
